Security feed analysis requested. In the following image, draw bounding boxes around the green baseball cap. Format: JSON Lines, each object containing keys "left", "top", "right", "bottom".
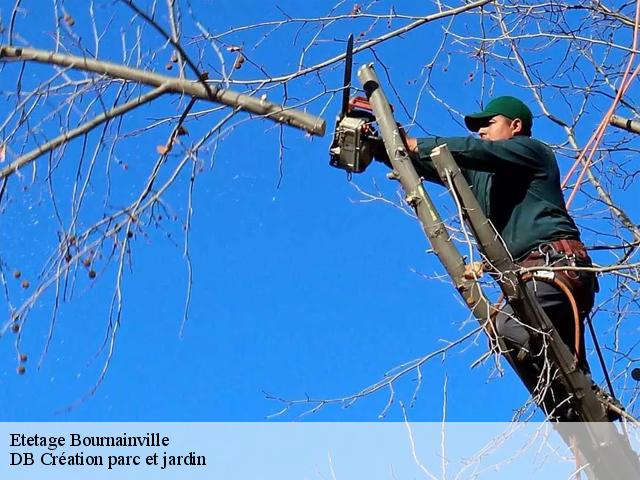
{"left": 464, "top": 96, "right": 533, "bottom": 133}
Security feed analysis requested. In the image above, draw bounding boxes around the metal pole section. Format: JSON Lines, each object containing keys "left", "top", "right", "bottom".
{"left": 610, "top": 115, "right": 640, "bottom": 135}
{"left": 430, "top": 145, "right": 640, "bottom": 479}
{"left": 356, "top": 63, "right": 512, "bottom": 367}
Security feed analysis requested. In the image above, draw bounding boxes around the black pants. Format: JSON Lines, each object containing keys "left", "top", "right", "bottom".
{"left": 493, "top": 253, "right": 597, "bottom": 419}
{"left": 494, "top": 278, "right": 591, "bottom": 370}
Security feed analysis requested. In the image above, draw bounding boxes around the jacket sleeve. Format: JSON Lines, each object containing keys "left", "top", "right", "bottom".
{"left": 416, "top": 136, "right": 547, "bottom": 174}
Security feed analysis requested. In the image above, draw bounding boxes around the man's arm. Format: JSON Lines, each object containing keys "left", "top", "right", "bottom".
{"left": 413, "top": 135, "right": 548, "bottom": 174}
{"left": 374, "top": 132, "right": 547, "bottom": 180}
{"left": 372, "top": 135, "right": 443, "bottom": 184}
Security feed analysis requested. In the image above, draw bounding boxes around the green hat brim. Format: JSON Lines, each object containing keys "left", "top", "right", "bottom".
{"left": 464, "top": 112, "right": 497, "bottom": 132}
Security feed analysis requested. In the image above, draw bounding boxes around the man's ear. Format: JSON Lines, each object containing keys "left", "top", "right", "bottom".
{"left": 511, "top": 118, "right": 524, "bottom": 135}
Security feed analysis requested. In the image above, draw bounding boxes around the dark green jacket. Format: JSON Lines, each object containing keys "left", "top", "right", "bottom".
{"left": 415, "top": 135, "right": 580, "bottom": 259}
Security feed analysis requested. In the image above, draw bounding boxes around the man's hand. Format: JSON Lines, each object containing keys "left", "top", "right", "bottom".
{"left": 397, "top": 125, "right": 418, "bottom": 154}
{"left": 404, "top": 134, "right": 418, "bottom": 154}
{"left": 370, "top": 127, "right": 418, "bottom": 167}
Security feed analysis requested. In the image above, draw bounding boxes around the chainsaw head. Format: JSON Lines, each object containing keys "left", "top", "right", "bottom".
{"left": 328, "top": 35, "right": 378, "bottom": 175}
{"left": 329, "top": 96, "right": 378, "bottom": 174}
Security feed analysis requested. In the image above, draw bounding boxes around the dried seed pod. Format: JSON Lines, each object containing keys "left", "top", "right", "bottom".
{"left": 19, "top": 353, "right": 28, "bottom": 363}
{"left": 88, "top": 270, "right": 97, "bottom": 279}
{"left": 64, "top": 13, "right": 75, "bottom": 27}
{"left": 82, "top": 257, "right": 92, "bottom": 267}
{"left": 21, "top": 280, "right": 29, "bottom": 289}
{"left": 17, "top": 365, "right": 26, "bottom": 375}
{"left": 13, "top": 270, "right": 21, "bottom": 279}
{"left": 11, "top": 323, "right": 20, "bottom": 334}
{"left": 233, "top": 54, "right": 245, "bottom": 70}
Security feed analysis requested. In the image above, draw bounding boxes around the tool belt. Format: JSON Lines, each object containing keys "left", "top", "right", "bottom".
{"left": 519, "top": 239, "right": 589, "bottom": 263}
{"left": 517, "top": 239, "right": 597, "bottom": 317}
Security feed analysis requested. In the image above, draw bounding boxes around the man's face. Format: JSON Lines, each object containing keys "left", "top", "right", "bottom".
{"left": 477, "top": 115, "right": 522, "bottom": 141}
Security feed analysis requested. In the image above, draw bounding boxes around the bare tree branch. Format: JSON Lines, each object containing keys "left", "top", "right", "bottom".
{"left": 0, "top": 45, "right": 326, "bottom": 135}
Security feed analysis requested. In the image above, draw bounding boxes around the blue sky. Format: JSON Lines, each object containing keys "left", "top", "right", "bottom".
{"left": 0, "top": 0, "right": 638, "bottom": 422}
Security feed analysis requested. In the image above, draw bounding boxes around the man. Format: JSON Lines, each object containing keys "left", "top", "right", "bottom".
{"left": 376, "top": 96, "right": 598, "bottom": 419}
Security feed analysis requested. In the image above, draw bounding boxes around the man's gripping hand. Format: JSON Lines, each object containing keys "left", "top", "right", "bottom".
{"left": 369, "top": 127, "right": 418, "bottom": 168}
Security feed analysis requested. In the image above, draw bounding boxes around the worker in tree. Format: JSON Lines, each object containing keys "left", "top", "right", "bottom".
{"left": 374, "top": 96, "right": 598, "bottom": 419}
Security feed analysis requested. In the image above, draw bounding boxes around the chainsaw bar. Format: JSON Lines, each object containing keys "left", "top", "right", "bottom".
{"left": 328, "top": 34, "right": 375, "bottom": 174}
{"left": 340, "top": 34, "right": 354, "bottom": 118}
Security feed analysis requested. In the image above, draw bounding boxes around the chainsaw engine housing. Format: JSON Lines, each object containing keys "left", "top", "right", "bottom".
{"left": 329, "top": 114, "right": 374, "bottom": 174}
